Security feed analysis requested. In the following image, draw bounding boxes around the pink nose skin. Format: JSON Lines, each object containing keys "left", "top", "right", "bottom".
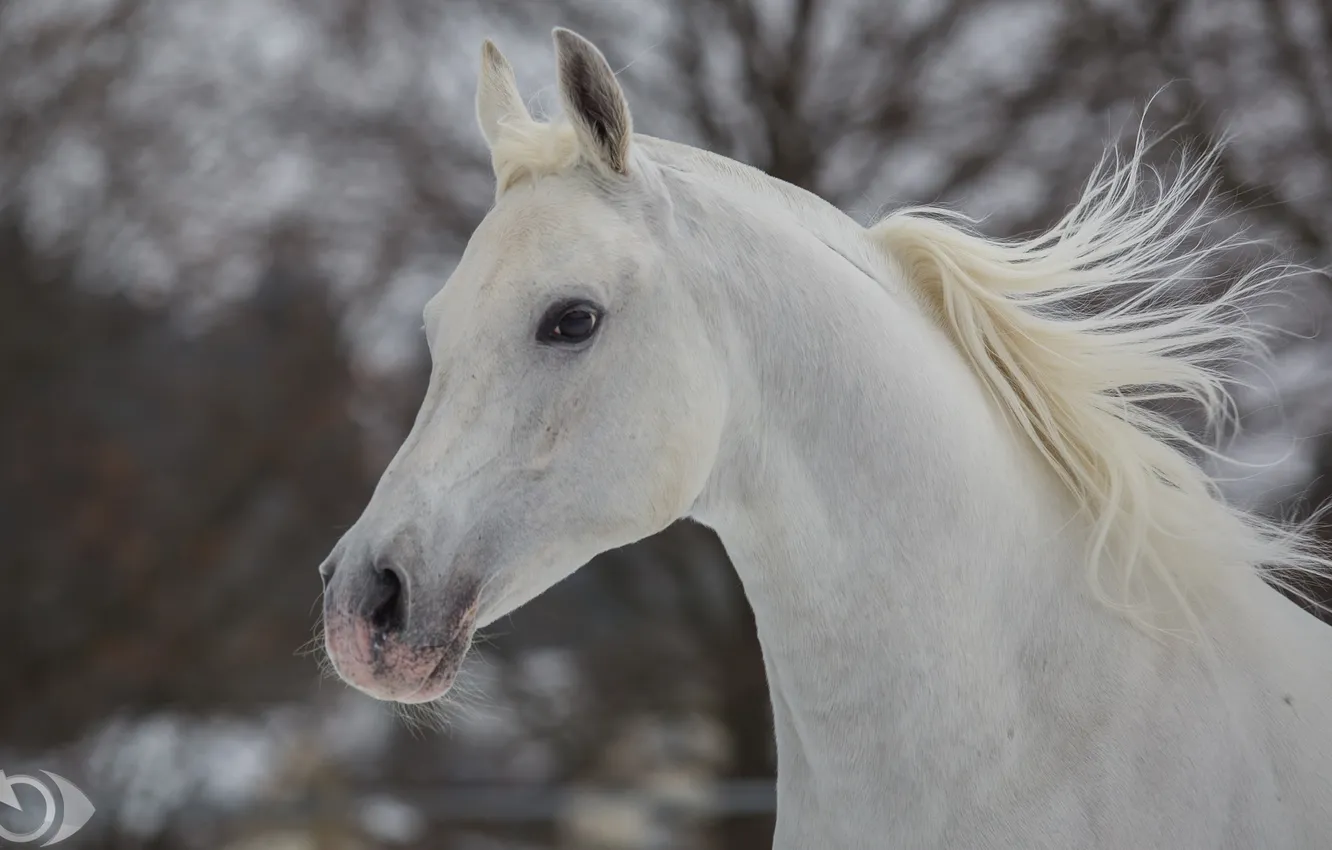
{"left": 324, "top": 595, "right": 479, "bottom": 704}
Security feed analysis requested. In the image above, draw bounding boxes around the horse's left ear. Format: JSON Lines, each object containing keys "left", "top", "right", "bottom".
{"left": 553, "top": 28, "right": 633, "bottom": 176}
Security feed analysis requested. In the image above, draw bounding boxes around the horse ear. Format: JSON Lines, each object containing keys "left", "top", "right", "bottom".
{"left": 553, "top": 28, "right": 633, "bottom": 175}
{"left": 476, "top": 38, "right": 530, "bottom": 148}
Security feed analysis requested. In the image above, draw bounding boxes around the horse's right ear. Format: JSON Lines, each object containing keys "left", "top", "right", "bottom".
{"left": 476, "top": 39, "right": 530, "bottom": 148}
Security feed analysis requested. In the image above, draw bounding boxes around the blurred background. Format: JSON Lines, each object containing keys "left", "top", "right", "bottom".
{"left": 2, "top": 0, "right": 1331, "bottom": 847}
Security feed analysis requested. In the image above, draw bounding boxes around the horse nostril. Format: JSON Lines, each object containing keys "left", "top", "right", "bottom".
{"left": 366, "top": 564, "right": 407, "bottom": 636}
{"left": 318, "top": 558, "right": 336, "bottom": 591}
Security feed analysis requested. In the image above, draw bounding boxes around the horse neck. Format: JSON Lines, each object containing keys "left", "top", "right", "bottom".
{"left": 683, "top": 190, "right": 1141, "bottom": 835}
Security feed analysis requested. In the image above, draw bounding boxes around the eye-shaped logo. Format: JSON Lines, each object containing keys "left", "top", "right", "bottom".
{"left": 0, "top": 771, "right": 95, "bottom": 846}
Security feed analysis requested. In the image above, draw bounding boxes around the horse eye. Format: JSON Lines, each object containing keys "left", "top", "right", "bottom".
{"left": 538, "top": 302, "right": 602, "bottom": 344}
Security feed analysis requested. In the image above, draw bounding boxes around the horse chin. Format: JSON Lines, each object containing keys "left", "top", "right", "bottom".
{"left": 389, "top": 598, "right": 480, "bottom": 704}
{"left": 394, "top": 641, "right": 469, "bottom": 704}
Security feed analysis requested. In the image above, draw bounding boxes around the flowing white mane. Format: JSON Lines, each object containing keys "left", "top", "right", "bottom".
{"left": 490, "top": 116, "right": 1330, "bottom": 636}
{"left": 870, "top": 144, "right": 1330, "bottom": 635}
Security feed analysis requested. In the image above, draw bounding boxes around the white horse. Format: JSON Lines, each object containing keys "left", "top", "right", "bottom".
{"left": 319, "top": 28, "right": 1332, "bottom": 848}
